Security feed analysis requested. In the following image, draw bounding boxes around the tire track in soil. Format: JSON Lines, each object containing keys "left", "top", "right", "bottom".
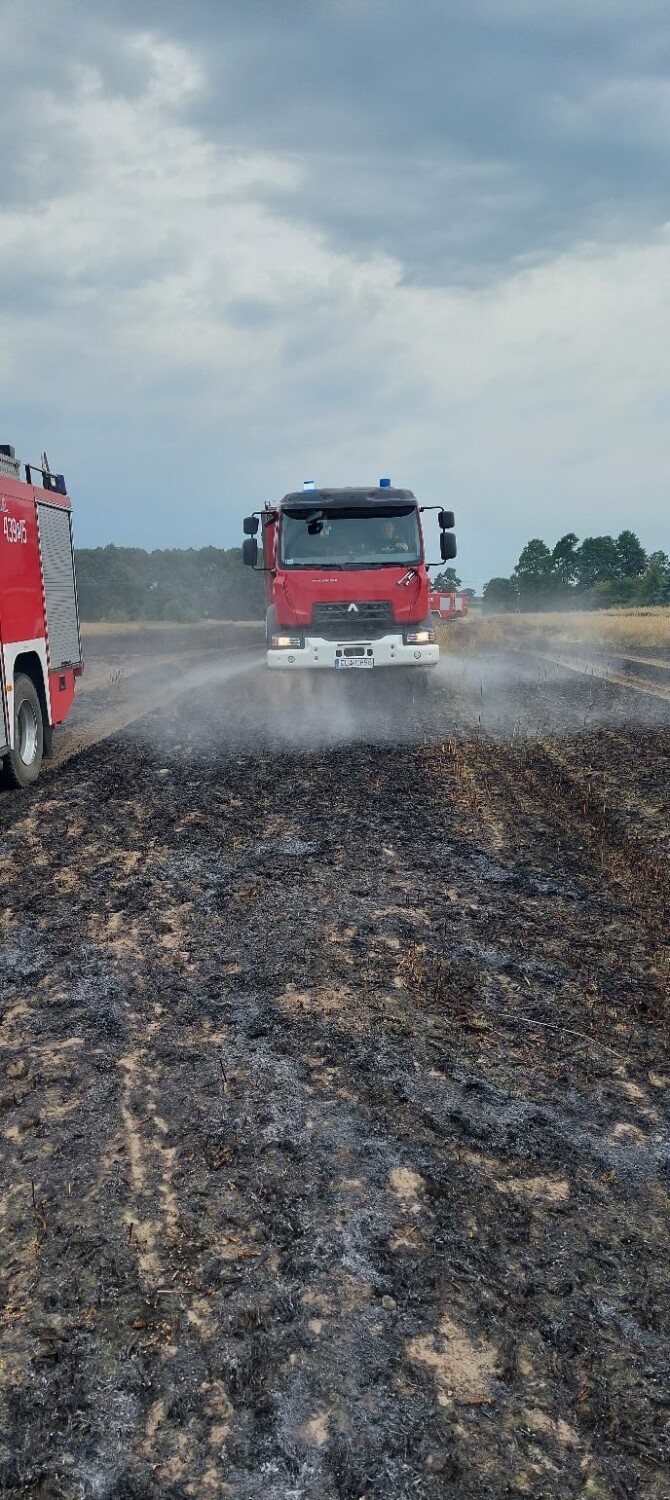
{"left": 438, "top": 666, "right": 670, "bottom": 1024}
{"left": 510, "top": 650, "right": 670, "bottom": 706}
{"left": 0, "top": 668, "right": 669, "bottom": 1498}
{"left": 437, "top": 733, "right": 669, "bottom": 1023}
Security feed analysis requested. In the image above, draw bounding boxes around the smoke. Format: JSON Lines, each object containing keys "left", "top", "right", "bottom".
{"left": 433, "top": 607, "right": 670, "bottom": 735}
{"left": 136, "top": 649, "right": 670, "bottom": 760}
{"left": 436, "top": 647, "right": 670, "bottom": 739}
{"left": 70, "top": 629, "right": 670, "bottom": 771}
{"left": 141, "top": 651, "right": 667, "bottom": 760}
{"left": 54, "top": 641, "right": 263, "bottom": 770}
{"left": 170, "top": 668, "right": 443, "bottom": 753}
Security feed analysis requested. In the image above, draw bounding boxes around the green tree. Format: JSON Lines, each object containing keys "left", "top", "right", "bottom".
{"left": 615, "top": 530, "right": 647, "bottom": 578}
{"left": 551, "top": 533, "right": 579, "bottom": 588}
{"left": 432, "top": 567, "right": 462, "bottom": 590}
{"left": 575, "top": 536, "right": 619, "bottom": 590}
{"left": 637, "top": 551, "right": 670, "bottom": 604}
{"left": 483, "top": 576, "right": 518, "bottom": 612}
{"left": 513, "top": 539, "right": 554, "bottom": 610}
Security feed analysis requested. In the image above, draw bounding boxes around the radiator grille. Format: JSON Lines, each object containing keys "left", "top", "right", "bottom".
{"left": 37, "top": 504, "right": 81, "bottom": 669}
{"left": 311, "top": 601, "right": 394, "bottom": 638}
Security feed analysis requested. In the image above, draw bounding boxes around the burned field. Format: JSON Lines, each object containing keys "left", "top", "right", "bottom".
{"left": 1, "top": 649, "right": 669, "bottom": 1498}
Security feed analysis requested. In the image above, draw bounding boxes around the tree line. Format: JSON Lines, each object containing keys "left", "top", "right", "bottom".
{"left": 73, "top": 534, "right": 669, "bottom": 621}
{"left": 75, "top": 545, "right": 265, "bottom": 622}
{"left": 484, "top": 531, "right": 670, "bottom": 612}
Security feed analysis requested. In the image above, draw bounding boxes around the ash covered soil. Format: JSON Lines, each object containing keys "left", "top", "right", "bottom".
{"left": 1, "top": 644, "right": 669, "bottom": 1499}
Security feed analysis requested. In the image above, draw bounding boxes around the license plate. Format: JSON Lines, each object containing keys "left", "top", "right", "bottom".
{"left": 334, "top": 657, "right": 373, "bottom": 669}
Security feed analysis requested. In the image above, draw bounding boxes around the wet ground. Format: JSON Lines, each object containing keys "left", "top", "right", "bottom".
{"left": 1, "top": 640, "right": 669, "bottom": 1498}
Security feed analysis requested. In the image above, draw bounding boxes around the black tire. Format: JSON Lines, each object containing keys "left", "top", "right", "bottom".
{"left": 2, "top": 674, "right": 44, "bottom": 789}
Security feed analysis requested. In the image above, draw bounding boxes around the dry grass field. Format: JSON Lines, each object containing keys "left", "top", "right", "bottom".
{"left": 439, "top": 607, "right": 670, "bottom": 658}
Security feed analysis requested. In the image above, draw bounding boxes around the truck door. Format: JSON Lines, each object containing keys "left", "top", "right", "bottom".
{"left": 36, "top": 503, "right": 82, "bottom": 669}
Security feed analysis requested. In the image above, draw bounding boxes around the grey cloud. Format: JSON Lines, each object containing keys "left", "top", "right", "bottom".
{"left": 5, "top": 0, "right": 670, "bottom": 286}
{"left": 1, "top": 0, "right": 669, "bottom": 578}
{"left": 225, "top": 297, "right": 281, "bottom": 331}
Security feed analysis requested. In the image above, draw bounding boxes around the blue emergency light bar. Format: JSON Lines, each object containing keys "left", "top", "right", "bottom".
{"left": 303, "top": 479, "right": 316, "bottom": 491}
{"left": 379, "top": 477, "right": 391, "bottom": 487}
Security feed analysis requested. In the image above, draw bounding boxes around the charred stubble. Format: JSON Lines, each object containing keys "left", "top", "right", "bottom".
{"left": 0, "top": 653, "right": 669, "bottom": 1499}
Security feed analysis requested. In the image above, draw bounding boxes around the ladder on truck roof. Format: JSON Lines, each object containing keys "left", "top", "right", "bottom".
{"left": 0, "top": 445, "right": 67, "bottom": 494}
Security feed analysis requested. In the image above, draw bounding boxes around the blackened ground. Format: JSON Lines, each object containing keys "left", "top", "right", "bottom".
{"left": 1, "top": 652, "right": 669, "bottom": 1499}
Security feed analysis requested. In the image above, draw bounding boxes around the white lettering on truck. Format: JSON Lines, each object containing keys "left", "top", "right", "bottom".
{"left": 1, "top": 507, "right": 28, "bottom": 544}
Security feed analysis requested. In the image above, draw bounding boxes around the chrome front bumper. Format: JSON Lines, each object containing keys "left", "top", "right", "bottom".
{"left": 267, "top": 634, "right": 440, "bottom": 670}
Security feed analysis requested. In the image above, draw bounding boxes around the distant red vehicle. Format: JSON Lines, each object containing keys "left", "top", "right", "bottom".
{"left": 429, "top": 590, "right": 469, "bottom": 621}
{"left": 0, "top": 444, "right": 82, "bottom": 787}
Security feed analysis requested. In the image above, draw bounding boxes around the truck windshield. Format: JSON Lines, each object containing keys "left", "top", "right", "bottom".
{"left": 280, "top": 507, "right": 421, "bottom": 568}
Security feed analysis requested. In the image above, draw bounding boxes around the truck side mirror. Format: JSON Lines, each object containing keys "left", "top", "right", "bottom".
{"left": 243, "top": 515, "right": 259, "bottom": 535}
{"left": 438, "top": 509, "right": 455, "bottom": 530}
{"left": 242, "top": 538, "right": 259, "bottom": 567}
{"left": 440, "top": 531, "right": 457, "bottom": 561}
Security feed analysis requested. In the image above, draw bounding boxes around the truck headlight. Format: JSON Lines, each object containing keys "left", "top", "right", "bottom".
{"left": 271, "top": 633, "right": 303, "bottom": 649}
{"left": 403, "top": 628, "right": 435, "bottom": 645}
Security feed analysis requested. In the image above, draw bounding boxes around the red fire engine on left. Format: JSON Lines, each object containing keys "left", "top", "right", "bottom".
{"left": 0, "top": 444, "right": 82, "bottom": 788}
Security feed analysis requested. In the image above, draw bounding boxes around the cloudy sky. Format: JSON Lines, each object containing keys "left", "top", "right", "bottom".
{"left": 2, "top": 0, "right": 669, "bottom": 586}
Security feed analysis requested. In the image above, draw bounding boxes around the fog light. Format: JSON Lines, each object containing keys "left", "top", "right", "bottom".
{"left": 404, "top": 628, "right": 435, "bottom": 645}
{"left": 271, "top": 633, "right": 302, "bottom": 649}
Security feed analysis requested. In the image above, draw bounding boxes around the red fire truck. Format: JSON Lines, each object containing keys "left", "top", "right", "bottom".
{"left": 429, "top": 589, "right": 469, "bottom": 621}
{"left": 0, "top": 444, "right": 82, "bottom": 788}
{"left": 242, "top": 480, "right": 456, "bottom": 671}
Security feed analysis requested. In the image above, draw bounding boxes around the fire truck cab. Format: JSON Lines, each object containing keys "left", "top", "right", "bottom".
{"left": 0, "top": 444, "right": 82, "bottom": 788}
{"left": 242, "top": 481, "right": 456, "bottom": 672}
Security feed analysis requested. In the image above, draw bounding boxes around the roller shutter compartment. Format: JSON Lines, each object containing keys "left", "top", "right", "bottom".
{"left": 37, "top": 504, "right": 81, "bottom": 669}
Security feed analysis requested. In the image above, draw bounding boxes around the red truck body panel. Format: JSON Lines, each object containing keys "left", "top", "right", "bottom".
{"left": 0, "top": 467, "right": 81, "bottom": 754}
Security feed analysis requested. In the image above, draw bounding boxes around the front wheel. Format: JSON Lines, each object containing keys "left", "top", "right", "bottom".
{"left": 2, "top": 674, "right": 44, "bottom": 788}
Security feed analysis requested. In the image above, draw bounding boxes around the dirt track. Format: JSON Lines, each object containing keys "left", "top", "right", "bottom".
{"left": 1, "top": 636, "right": 669, "bottom": 1498}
